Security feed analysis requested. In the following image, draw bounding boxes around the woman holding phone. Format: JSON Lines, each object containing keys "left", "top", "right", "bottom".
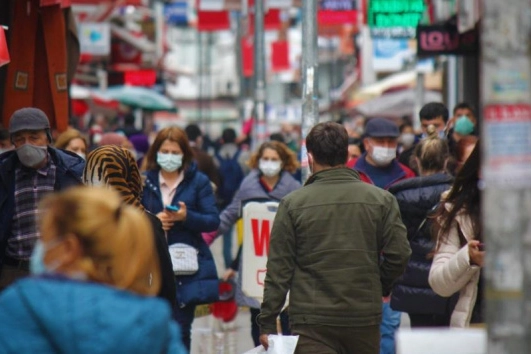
{"left": 141, "top": 126, "right": 220, "bottom": 351}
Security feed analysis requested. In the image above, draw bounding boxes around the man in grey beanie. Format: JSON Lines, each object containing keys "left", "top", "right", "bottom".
{"left": 0, "top": 107, "right": 85, "bottom": 290}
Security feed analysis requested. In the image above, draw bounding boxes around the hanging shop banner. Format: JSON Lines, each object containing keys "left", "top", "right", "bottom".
{"left": 368, "top": 0, "right": 426, "bottom": 38}
{"left": 248, "top": 8, "right": 282, "bottom": 33}
{"left": 242, "top": 202, "right": 279, "bottom": 300}
{"left": 79, "top": 23, "right": 111, "bottom": 55}
{"left": 197, "top": 10, "right": 231, "bottom": 31}
{"left": 165, "top": 1, "right": 188, "bottom": 26}
{"left": 242, "top": 37, "right": 254, "bottom": 77}
{"left": 318, "top": 0, "right": 358, "bottom": 26}
{"left": 417, "top": 16, "right": 479, "bottom": 57}
{"left": 271, "top": 40, "right": 290, "bottom": 72}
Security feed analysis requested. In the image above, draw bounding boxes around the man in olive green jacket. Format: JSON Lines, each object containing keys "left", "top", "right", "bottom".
{"left": 258, "top": 122, "right": 411, "bottom": 354}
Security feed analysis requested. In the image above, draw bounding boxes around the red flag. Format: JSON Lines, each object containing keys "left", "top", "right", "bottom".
{"left": 197, "top": 10, "right": 231, "bottom": 31}
{"left": 271, "top": 40, "right": 289, "bottom": 72}
{"left": 242, "top": 38, "right": 254, "bottom": 77}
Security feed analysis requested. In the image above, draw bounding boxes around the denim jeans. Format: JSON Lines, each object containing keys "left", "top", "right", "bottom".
{"left": 173, "top": 304, "right": 196, "bottom": 352}
{"left": 380, "top": 302, "right": 401, "bottom": 354}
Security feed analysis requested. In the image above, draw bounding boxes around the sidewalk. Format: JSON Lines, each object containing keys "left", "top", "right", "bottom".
{"left": 191, "top": 233, "right": 255, "bottom": 354}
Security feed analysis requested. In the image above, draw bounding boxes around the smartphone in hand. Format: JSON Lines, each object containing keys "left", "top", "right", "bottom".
{"left": 165, "top": 205, "right": 180, "bottom": 212}
{"left": 478, "top": 243, "right": 485, "bottom": 251}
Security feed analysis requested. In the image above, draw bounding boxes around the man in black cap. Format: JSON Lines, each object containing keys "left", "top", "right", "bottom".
{"left": 347, "top": 118, "right": 415, "bottom": 189}
{"left": 0, "top": 107, "right": 85, "bottom": 290}
{"left": 347, "top": 117, "right": 415, "bottom": 354}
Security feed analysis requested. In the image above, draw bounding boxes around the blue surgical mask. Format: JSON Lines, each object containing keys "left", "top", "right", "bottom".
{"left": 157, "top": 153, "right": 183, "bottom": 172}
{"left": 30, "top": 240, "right": 62, "bottom": 275}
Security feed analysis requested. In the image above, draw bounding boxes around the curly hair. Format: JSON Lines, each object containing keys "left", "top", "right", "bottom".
{"left": 247, "top": 141, "right": 299, "bottom": 174}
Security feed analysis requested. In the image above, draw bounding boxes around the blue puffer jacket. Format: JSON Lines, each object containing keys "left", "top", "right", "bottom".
{"left": 388, "top": 173, "right": 454, "bottom": 314}
{"left": 142, "top": 162, "right": 220, "bottom": 307}
{"left": 0, "top": 148, "right": 84, "bottom": 267}
{"left": 0, "top": 277, "right": 186, "bottom": 353}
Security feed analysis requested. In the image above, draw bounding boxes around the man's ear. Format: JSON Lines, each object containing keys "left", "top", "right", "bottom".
{"left": 363, "top": 137, "right": 371, "bottom": 151}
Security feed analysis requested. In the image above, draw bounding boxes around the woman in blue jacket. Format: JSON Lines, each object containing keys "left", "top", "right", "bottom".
{"left": 203, "top": 140, "right": 301, "bottom": 346}
{"left": 0, "top": 187, "right": 186, "bottom": 353}
{"left": 389, "top": 128, "right": 455, "bottom": 327}
{"left": 141, "top": 126, "right": 220, "bottom": 351}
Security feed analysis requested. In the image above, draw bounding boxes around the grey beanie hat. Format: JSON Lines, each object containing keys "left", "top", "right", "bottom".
{"left": 9, "top": 108, "right": 52, "bottom": 142}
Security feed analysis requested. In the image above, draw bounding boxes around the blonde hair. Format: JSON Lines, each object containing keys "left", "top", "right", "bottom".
{"left": 54, "top": 128, "right": 88, "bottom": 151}
{"left": 247, "top": 141, "right": 299, "bottom": 174}
{"left": 413, "top": 125, "right": 450, "bottom": 174}
{"left": 39, "top": 187, "right": 161, "bottom": 296}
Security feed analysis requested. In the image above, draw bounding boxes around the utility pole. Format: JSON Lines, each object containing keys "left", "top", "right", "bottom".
{"left": 252, "top": 0, "right": 266, "bottom": 151}
{"left": 300, "top": 0, "right": 318, "bottom": 183}
{"left": 481, "top": 0, "right": 531, "bottom": 352}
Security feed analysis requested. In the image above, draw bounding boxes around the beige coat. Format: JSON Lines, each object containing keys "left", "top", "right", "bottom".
{"left": 428, "top": 209, "right": 481, "bottom": 327}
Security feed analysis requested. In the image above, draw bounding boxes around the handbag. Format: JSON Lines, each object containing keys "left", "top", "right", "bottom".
{"left": 168, "top": 243, "right": 199, "bottom": 276}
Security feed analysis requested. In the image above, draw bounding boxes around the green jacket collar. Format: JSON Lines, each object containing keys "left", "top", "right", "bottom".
{"left": 305, "top": 166, "right": 361, "bottom": 186}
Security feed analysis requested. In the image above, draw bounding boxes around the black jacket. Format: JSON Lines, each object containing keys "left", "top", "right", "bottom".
{"left": 0, "top": 148, "right": 84, "bottom": 267}
{"left": 145, "top": 212, "right": 176, "bottom": 309}
{"left": 388, "top": 173, "right": 454, "bottom": 315}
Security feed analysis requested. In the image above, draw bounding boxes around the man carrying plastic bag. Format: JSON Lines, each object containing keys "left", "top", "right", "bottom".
{"left": 257, "top": 123, "right": 411, "bottom": 354}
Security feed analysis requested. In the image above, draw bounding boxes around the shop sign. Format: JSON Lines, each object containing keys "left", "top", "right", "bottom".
{"left": 368, "top": 0, "right": 425, "bottom": 38}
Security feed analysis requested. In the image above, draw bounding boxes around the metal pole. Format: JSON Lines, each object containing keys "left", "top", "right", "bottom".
{"left": 413, "top": 69, "right": 425, "bottom": 131}
{"left": 154, "top": 2, "right": 164, "bottom": 63}
{"left": 252, "top": 0, "right": 266, "bottom": 151}
{"left": 236, "top": 0, "right": 249, "bottom": 126}
{"left": 481, "top": 0, "right": 531, "bottom": 352}
{"left": 300, "top": 0, "right": 318, "bottom": 183}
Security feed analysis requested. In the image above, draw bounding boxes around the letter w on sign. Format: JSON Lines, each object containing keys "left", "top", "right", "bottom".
{"left": 252, "top": 218, "right": 270, "bottom": 256}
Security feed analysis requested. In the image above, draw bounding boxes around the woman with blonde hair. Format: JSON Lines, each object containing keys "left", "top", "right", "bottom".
{"left": 0, "top": 187, "right": 186, "bottom": 353}
{"left": 141, "top": 126, "right": 220, "bottom": 351}
{"left": 202, "top": 140, "right": 301, "bottom": 346}
{"left": 389, "top": 127, "right": 455, "bottom": 327}
{"left": 54, "top": 128, "right": 88, "bottom": 159}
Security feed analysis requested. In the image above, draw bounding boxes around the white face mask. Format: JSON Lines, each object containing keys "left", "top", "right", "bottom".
{"left": 370, "top": 146, "right": 396, "bottom": 167}
{"left": 399, "top": 133, "right": 415, "bottom": 147}
{"left": 259, "top": 159, "right": 282, "bottom": 177}
{"left": 76, "top": 152, "right": 86, "bottom": 160}
{"left": 157, "top": 152, "right": 183, "bottom": 172}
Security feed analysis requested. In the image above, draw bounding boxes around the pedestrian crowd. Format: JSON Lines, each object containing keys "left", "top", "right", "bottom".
{"left": 0, "top": 101, "right": 482, "bottom": 354}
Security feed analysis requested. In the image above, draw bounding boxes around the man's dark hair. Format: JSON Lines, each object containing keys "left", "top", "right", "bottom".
{"left": 419, "top": 102, "right": 449, "bottom": 123}
{"left": 307, "top": 122, "right": 348, "bottom": 166}
{"left": 185, "top": 124, "right": 202, "bottom": 141}
{"left": 221, "top": 128, "right": 237, "bottom": 144}
{"left": 399, "top": 122, "right": 413, "bottom": 133}
{"left": 453, "top": 102, "right": 476, "bottom": 116}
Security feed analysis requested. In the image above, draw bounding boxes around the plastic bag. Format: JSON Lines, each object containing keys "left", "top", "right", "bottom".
{"left": 242, "top": 335, "right": 299, "bottom": 354}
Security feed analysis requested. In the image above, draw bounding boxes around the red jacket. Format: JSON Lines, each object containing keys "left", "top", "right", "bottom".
{"left": 347, "top": 154, "right": 416, "bottom": 190}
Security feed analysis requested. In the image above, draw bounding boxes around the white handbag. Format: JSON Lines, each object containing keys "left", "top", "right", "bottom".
{"left": 168, "top": 243, "right": 199, "bottom": 276}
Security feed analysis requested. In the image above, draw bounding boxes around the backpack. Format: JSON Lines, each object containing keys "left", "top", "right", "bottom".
{"left": 216, "top": 150, "right": 244, "bottom": 207}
